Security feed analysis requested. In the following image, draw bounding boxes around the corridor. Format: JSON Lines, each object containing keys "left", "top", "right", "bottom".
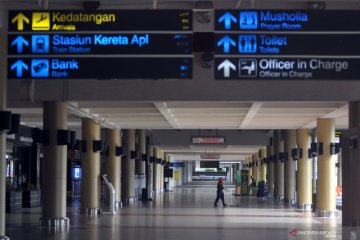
{"left": 5, "top": 184, "right": 341, "bottom": 240}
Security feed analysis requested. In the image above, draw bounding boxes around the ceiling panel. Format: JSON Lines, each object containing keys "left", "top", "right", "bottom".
{"left": 7, "top": 100, "right": 350, "bottom": 160}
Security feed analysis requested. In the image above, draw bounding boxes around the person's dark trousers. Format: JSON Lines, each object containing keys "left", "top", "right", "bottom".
{"left": 214, "top": 190, "right": 226, "bottom": 206}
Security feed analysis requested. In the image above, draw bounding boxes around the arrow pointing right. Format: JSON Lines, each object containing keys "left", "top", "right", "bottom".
{"left": 11, "top": 13, "right": 30, "bottom": 31}
{"left": 217, "top": 59, "right": 236, "bottom": 78}
{"left": 11, "top": 59, "right": 28, "bottom": 77}
{"left": 11, "top": 35, "right": 29, "bottom": 53}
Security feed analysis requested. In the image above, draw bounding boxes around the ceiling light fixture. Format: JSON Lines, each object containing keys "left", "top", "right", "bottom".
{"left": 236, "top": 0, "right": 242, "bottom": 8}
{"left": 308, "top": 1, "right": 326, "bottom": 10}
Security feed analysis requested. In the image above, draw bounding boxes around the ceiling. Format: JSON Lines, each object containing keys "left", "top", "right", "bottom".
{"left": 9, "top": 100, "right": 348, "bottom": 161}
{"left": 8, "top": 101, "right": 348, "bottom": 130}
{"left": 4, "top": 0, "right": 360, "bottom": 10}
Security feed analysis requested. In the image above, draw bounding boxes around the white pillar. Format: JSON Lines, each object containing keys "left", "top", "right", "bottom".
{"left": 296, "top": 129, "right": 312, "bottom": 210}
{"left": 106, "top": 128, "right": 121, "bottom": 206}
{"left": 284, "top": 130, "right": 296, "bottom": 205}
{"left": 81, "top": 118, "right": 101, "bottom": 215}
{"left": 125, "top": 129, "right": 135, "bottom": 202}
{"left": 0, "top": 9, "right": 9, "bottom": 239}
{"left": 315, "top": 118, "right": 337, "bottom": 217}
{"left": 41, "top": 102, "right": 69, "bottom": 227}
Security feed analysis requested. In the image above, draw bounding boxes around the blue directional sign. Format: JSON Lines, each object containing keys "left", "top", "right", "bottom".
{"left": 215, "top": 34, "right": 360, "bottom": 55}
{"left": 8, "top": 57, "right": 192, "bottom": 79}
{"left": 10, "top": 59, "right": 28, "bottom": 77}
{"left": 239, "top": 12, "right": 258, "bottom": 30}
{"left": 215, "top": 10, "right": 360, "bottom": 81}
{"left": 31, "top": 59, "right": 49, "bottom": 77}
{"left": 8, "top": 33, "right": 193, "bottom": 55}
{"left": 215, "top": 10, "right": 360, "bottom": 31}
{"left": 239, "top": 35, "right": 257, "bottom": 53}
{"left": 32, "top": 35, "right": 50, "bottom": 53}
{"left": 217, "top": 35, "right": 236, "bottom": 53}
{"left": 8, "top": 10, "right": 194, "bottom": 80}
{"left": 218, "top": 12, "right": 237, "bottom": 30}
{"left": 11, "top": 35, "right": 29, "bottom": 53}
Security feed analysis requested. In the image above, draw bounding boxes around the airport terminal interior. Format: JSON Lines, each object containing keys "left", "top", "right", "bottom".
{"left": 2, "top": 0, "right": 360, "bottom": 240}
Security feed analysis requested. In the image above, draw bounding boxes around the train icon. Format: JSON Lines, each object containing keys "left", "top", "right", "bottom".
{"left": 32, "top": 35, "right": 49, "bottom": 53}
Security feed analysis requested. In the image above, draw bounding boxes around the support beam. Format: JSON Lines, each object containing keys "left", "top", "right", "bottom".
{"left": 154, "top": 102, "right": 179, "bottom": 129}
{"left": 302, "top": 104, "right": 348, "bottom": 129}
{"left": 239, "top": 102, "right": 262, "bottom": 129}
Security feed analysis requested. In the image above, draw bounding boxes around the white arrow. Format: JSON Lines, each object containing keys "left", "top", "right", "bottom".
{"left": 217, "top": 59, "right": 236, "bottom": 78}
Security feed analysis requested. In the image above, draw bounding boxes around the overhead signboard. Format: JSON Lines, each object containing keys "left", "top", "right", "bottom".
{"left": 215, "top": 10, "right": 360, "bottom": 32}
{"left": 8, "top": 33, "right": 192, "bottom": 55}
{"left": 215, "top": 34, "right": 360, "bottom": 55}
{"left": 200, "top": 153, "right": 221, "bottom": 159}
{"left": 9, "top": 10, "right": 192, "bottom": 32}
{"left": 215, "top": 57, "right": 360, "bottom": 80}
{"left": 8, "top": 10, "right": 193, "bottom": 80}
{"left": 191, "top": 137, "right": 225, "bottom": 144}
{"left": 214, "top": 9, "right": 360, "bottom": 81}
{"left": 8, "top": 57, "right": 192, "bottom": 79}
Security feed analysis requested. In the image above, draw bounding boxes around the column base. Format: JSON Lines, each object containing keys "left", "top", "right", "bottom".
{"left": 115, "top": 201, "right": 122, "bottom": 208}
{"left": 126, "top": 197, "right": 136, "bottom": 203}
{"left": 297, "top": 204, "right": 312, "bottom": 211}
{"left": 274, "top": 196, "right": 283, "bottom": 201}
{"left": 315, "top": 210, "right": 337, "bottom": 218}
{"left": 79, "top": 208, "right": 101, "bottom": 215}
{"left": 40, "top": 217, "right": 70, "bottom": 227}
{"left": 284, "top": 198, "right": 291, "bottom": 204}
{"left": 284, "top": 198, "right": 295, "bottom": 205}
{"left": 0, "top": 236, "right": 10, "bottom": 240}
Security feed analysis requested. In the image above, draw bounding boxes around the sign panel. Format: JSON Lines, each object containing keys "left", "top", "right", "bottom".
{"left": 200, "top": 153, "right": 221, "bottom": 159}
{"left": 215, "top": 10, "right": 360, "bottom": 32}
{"left": 215, "top": 57, "right": 360, "bottom": 80}
{"left": 8, "top": 10, "right": 194, "bottom": 80}
{"left": 9, "top": 10, "right": 192, "bottom": 32}
{"left": 191, "top": 137, "right": 226, "bottom": 144}
{"left": 174, "top": 170, "right": 180, "bottom": 180}
{"left": 8, "top": 33, "right": 192, "bottom": 55}
{"left": 8, "top": 57, "right": 192, "bottom": 79}
{"left": 241, "top": 170, "right": 249, "bottom": 195}
{"left": 214, "top": 10, "right": 360, "bottom": 81}
{"left": 215, "top": 34, "right": 360, "bottom": 55}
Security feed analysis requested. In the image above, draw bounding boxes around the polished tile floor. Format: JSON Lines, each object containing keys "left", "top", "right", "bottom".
{"left": 5, "top": 183, "right": 342, "bottom": 240}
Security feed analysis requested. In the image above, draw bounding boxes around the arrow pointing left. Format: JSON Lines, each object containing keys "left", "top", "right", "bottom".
{"left": 11, "top": 35, "right": 29, "bottom": 53}
{"left": 11, "top": 59, "right": 28, "bottom": 77}
{"left": 11, "top": 13, "right": 30, "bottom": 31}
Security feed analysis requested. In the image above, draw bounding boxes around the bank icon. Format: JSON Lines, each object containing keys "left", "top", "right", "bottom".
{"left": 32, "top": 35, "right": 49, "bottom": 53}
{"left": 239, "top": 35, "right": 257, "bottom": 53}
{"left": 239, "top": 11, "right": 258, "bottom": 30}
{"left": 32, "top": 12, "right": 50, "bottom": 31}
{"left": 239, "top": 59, "right": 257, "bottom": 77}
{"left": 31, "top": 59, "right": 49, "bottom": 78}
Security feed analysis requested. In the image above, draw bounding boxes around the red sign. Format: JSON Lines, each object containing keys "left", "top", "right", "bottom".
{"left": 192, "top": 137, "right": 225, "bottom": 144}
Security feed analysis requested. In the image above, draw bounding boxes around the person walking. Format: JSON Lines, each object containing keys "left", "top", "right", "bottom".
{"left": 214, "top": 178, "right": 227, "bottom": 207}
